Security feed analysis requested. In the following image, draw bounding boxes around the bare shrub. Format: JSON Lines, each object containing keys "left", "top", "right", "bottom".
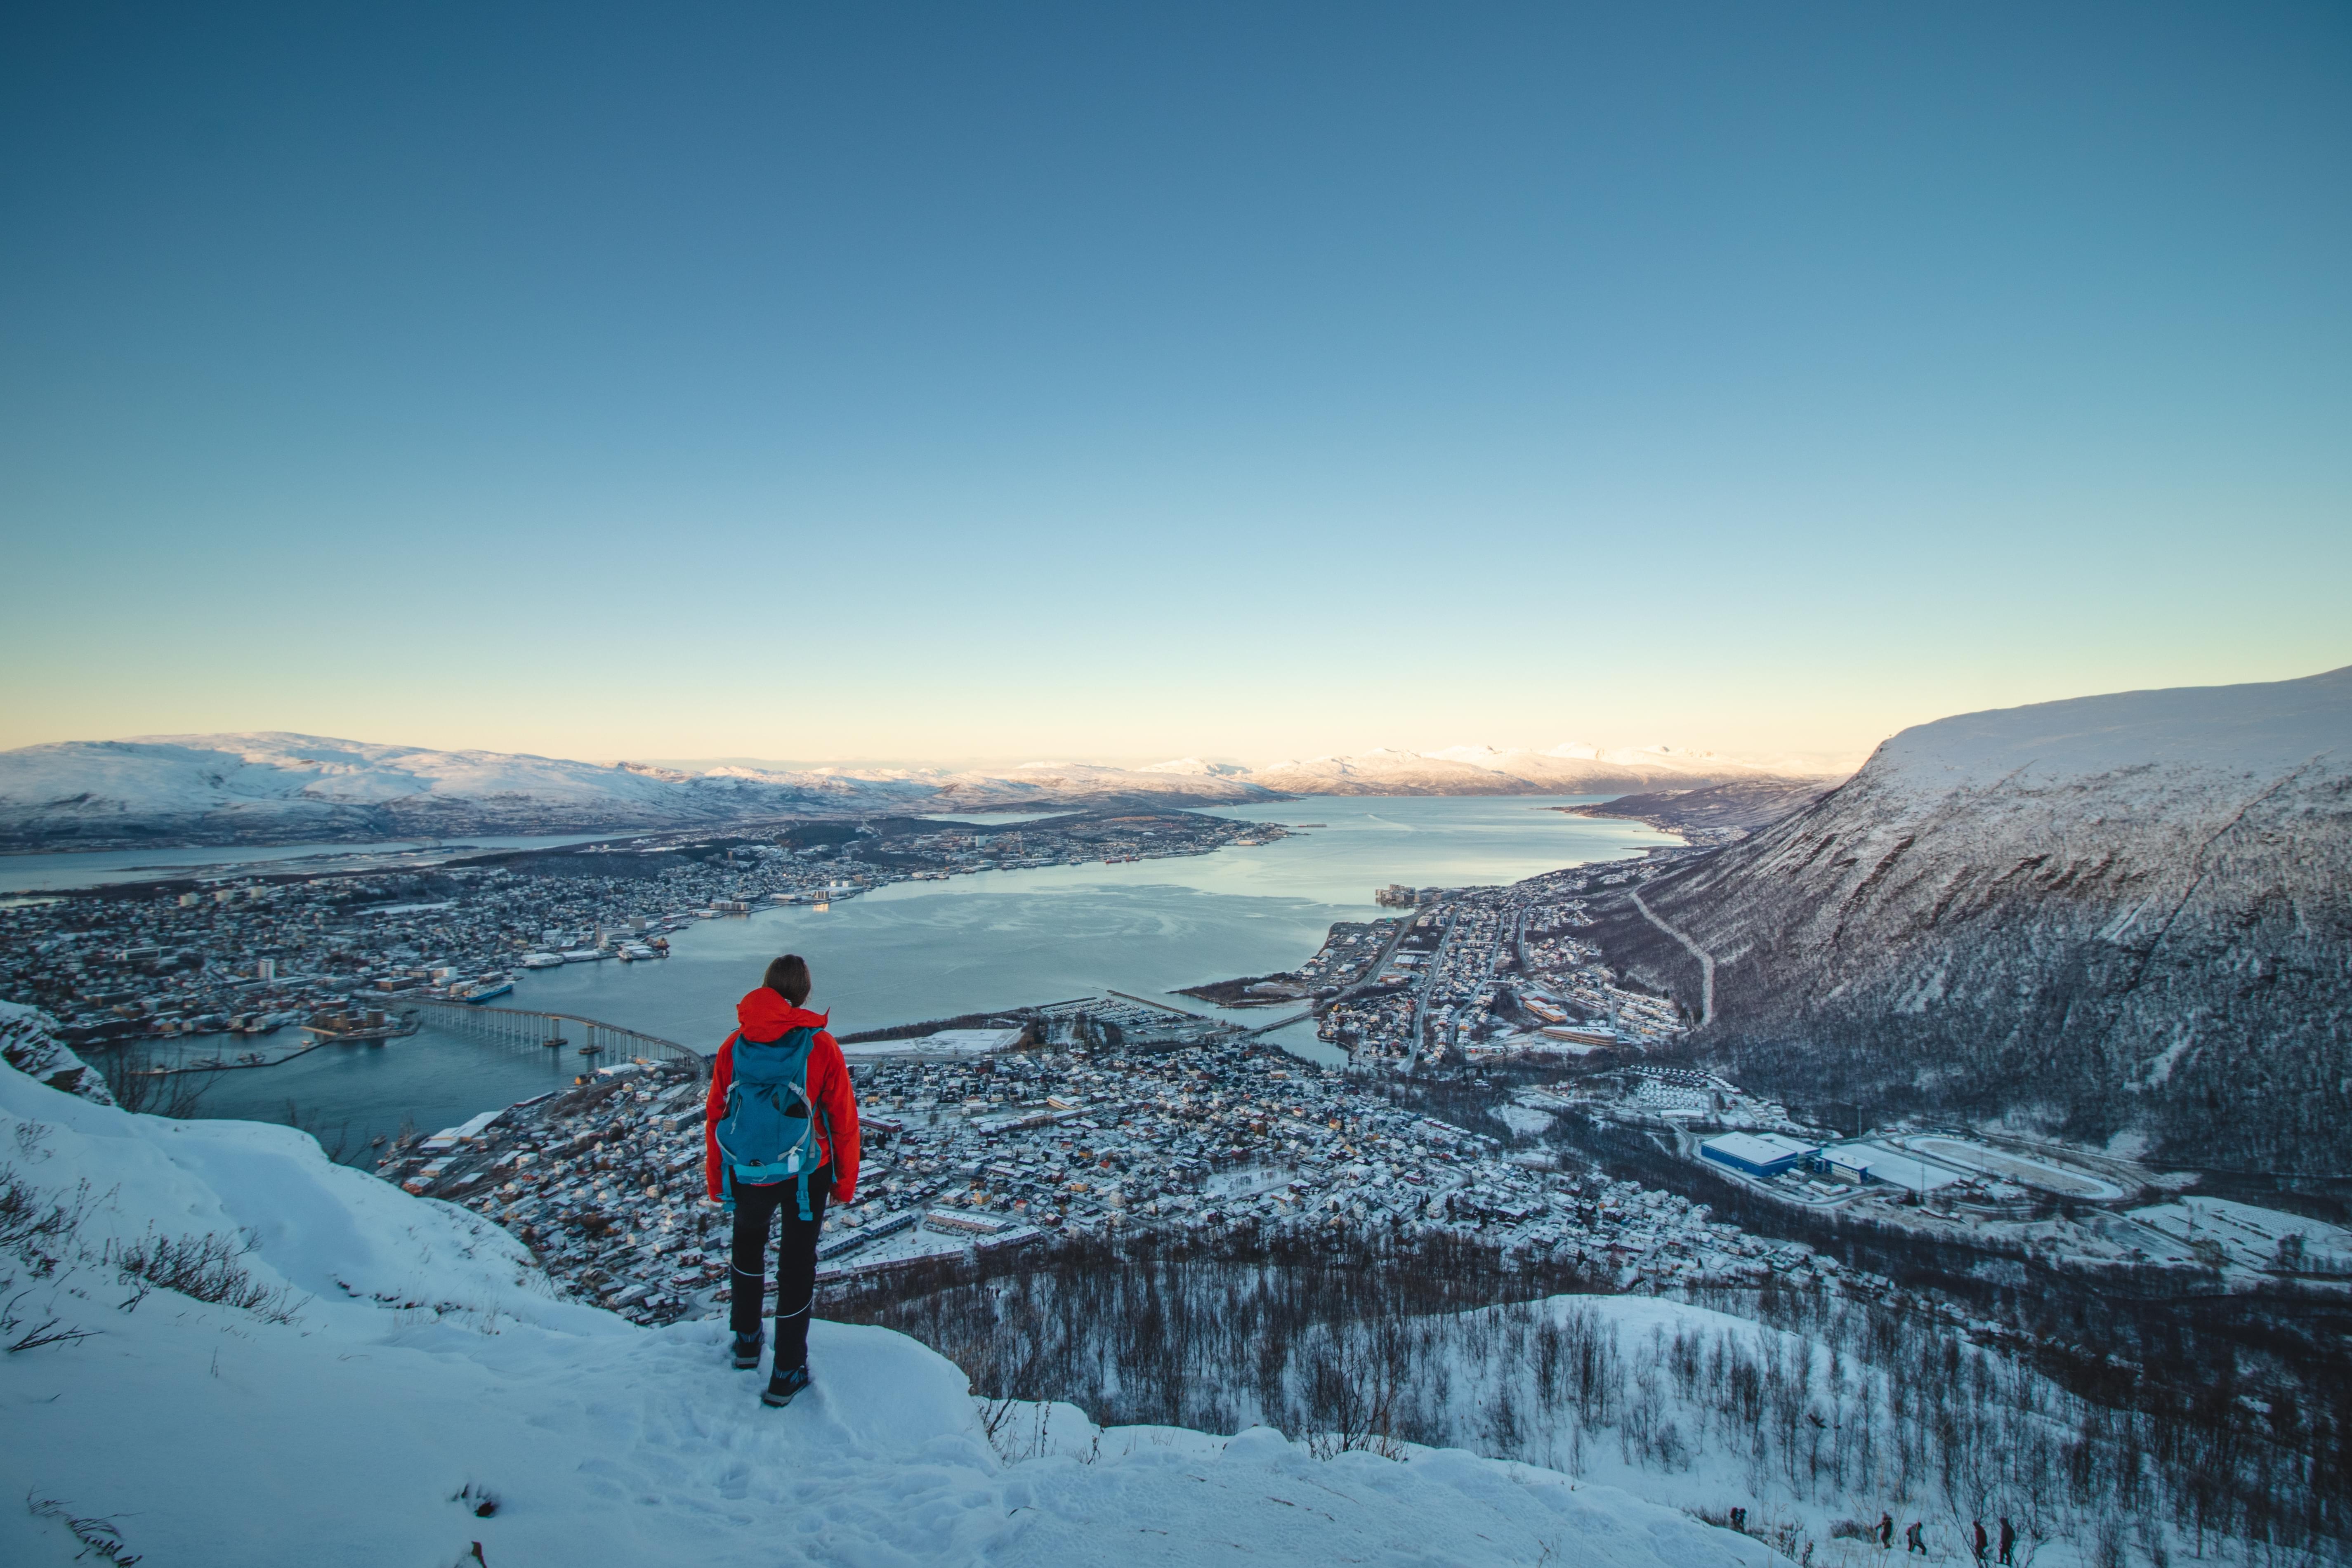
{"left": 0, "top": 1161, "right": 89, "bottom": 1277}
{"left": 4, "top": 1293, "right": 98, "bottom": 1353}
{"left": 108, "top": 1229, "right": 303, "bottom": 1324}
{"left": 92, "top": 1048, "right": 215, "bottom": 1119}
{"left": 26, "top": 1490, "right": 141, "bottom": 1563}
{"left": 1302, "top": 1331, "right": 1406, "bottom": 1460}
{"left": 0, "top": 1159, "right": 99, "bottom": 1353}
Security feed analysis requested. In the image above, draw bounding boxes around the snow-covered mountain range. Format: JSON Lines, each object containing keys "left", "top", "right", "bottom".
{"left": 1246, "top": 743, "right": 1806, "bottom": 797}
{"left": 0, "top": 733, "right": 1283, "bottom": 849}
{"left": 0, "top": 732, "right": 1828, "bottom": 849}
{"left": 1590, "top": 667, "right": 2352, "bottom": 1172}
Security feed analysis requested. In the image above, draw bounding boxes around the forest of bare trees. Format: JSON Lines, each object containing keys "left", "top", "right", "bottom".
{"left": 828, "top": 1226, "right": 2347, "bottom": 1565}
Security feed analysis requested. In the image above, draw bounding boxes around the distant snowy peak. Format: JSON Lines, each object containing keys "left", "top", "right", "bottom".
{"left": 1868, "top": 665, "right": 2352, "bottom": 794}
{"left": 0, "top": 734, "right": 1277, "bottom": 849}
{"left": 33, "top": 732, "right": 690, "bottom": 812}
{"left": 1243, "top": 744, "right": 1819, "bottom": 796}
{"left": 1137, "top": 758, "right": 1252, "bottom": 777}
{"left": 930, "top": 760, "right": 1269, "bottom": 802}
{"left": 0, "top": 725, "right": 1842, "bottom": 849}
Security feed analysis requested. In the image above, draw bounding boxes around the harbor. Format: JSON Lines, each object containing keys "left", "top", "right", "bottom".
{"left": 7, "top": 798, "right": 1677, "bottom": 1148}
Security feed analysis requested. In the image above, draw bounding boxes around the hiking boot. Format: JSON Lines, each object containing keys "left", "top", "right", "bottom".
{"left": 730, "top": 1332, "right": 762, "bottom": 1369}
{"left": 761, "top": 1365, "right": 812, "bottom": 1408}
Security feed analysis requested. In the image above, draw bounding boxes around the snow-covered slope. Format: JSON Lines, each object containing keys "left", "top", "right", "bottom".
{"left": 1590, "top": 667, "right": 2352, "bottom": 1170}
{"left": 0, "top": 733, "right": 1282, "bottom": 849}
{"left": 1567, "top": 778, "right": 1834, "bottom": 837}
{"left": 1246, "top": 744, "right": 1805, "bottom": 797}
{"left": 0, "top": 1000, "right": 113, "bottom": 1106}
{"left": 0, "top": 1052, "right": 1773, "bottom": 1568}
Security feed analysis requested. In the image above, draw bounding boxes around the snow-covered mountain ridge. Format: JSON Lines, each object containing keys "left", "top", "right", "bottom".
{"left": 1590, "top": 667, "right": 2352, "bottom": 1172}
{"left": 0, "top": 731, "right": 1835, "bottom": 849}
{"left": 0, "top": 733, "right": 1280, "bottom": 849}
{"left": 0, "top": 1042, "right": 1773, "bottom": 1568}
{"left": 1244, "top": 743, "right": 1816, "bottom": 797}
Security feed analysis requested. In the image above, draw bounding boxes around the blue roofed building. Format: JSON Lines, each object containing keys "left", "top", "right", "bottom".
{"left": 1700, "top": 1132, "right": 1819, "bottom": 1178}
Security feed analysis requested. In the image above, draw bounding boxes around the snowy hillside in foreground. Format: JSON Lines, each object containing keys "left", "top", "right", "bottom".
{"left": 0, "top": 733, "right": 1282, "bottom": 849}
{"left": 1591, "top": 667, "right": 2352, "bottom": 1170}
{"left": 0, "top": 1055, "right": 1775, "bottom": 1568}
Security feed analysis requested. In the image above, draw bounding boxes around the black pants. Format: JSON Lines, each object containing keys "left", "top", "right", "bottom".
{"left": 729, "top": 1165, "right": 830, "bottom": 1369}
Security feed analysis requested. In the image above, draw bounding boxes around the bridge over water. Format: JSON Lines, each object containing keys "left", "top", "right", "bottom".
{"left": 403, "top": 997, "right": 710, "bottom": 1077}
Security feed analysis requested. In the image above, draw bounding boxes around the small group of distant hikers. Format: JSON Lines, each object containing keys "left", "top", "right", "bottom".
{"left": 1873, "top": 1513, "right": 2019, "bottom": 1563}
{"left": 702, "top": 954, "right": 859, "bottom": 1408}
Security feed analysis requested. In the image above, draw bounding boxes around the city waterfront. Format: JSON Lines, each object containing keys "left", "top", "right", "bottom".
{"left": 182, "top": 797, "right": 1674, "bottom": 1144}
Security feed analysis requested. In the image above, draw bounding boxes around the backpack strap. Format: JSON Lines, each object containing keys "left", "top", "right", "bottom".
{"left": 805, "top": 1032, "right": 839, "bottom": 1221}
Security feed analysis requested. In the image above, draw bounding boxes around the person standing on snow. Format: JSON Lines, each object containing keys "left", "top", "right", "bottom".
{"left": 1906, "top": 1521, "right": 1927, "bottom": 1555}
{"left": 705, "top": 954, "right": 860, "bottom": 1408}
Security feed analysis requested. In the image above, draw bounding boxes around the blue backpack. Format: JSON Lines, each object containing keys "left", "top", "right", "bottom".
{"left": 713, "top": 1026, "right": 830, "bottom": 1219}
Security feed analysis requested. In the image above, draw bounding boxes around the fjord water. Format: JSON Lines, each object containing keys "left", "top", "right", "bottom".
{"left": 191, "top": 797, "right": 1673, "bottom": 1148}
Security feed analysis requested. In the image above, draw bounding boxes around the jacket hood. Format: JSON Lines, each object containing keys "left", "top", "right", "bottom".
{"left": 736, "top": 988, "right": 828, "bottom": 1042}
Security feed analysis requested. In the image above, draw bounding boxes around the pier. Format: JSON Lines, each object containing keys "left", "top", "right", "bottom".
{"left": 403, "top": 997, "right": 709, "bottom": 1077}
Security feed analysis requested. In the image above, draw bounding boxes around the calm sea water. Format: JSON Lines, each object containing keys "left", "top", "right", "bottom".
{"left": 180, "top": 797, "right": 1673, "bottom": 1150}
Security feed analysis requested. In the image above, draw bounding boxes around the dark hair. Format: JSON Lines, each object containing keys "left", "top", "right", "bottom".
{"left": 762, "top": 954, "right": 812, "bottom": 1006}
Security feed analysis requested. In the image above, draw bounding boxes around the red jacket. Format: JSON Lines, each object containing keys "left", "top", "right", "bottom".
{"left": 704, "top": 989, "right": 859, "bottom": 1205}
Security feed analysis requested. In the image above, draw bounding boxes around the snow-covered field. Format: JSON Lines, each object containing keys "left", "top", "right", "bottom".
{"left": 0, "top": 1048, "right": 1774, "bottom": 1567}
{"left": 1893, "top": 1137, "right": 2125, "bottom": 1201}
{"left": 2123, "top": 1195, "right": 2352, "bottom": 1278}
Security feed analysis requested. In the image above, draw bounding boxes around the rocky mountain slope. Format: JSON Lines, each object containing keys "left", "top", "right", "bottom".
{"left": 0, "top": 734, "right": 1283, "bottom": 849}
{"left": 1588, "top": 668, "right": 2352, "bottom": 1173}
{"left": 1565, "top": 778, "right": 1834, "bottom": 840}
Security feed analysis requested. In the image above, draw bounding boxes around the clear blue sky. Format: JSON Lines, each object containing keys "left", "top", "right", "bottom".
{"left": 3, "top": 2, "right": 2345, "bottom": 768}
